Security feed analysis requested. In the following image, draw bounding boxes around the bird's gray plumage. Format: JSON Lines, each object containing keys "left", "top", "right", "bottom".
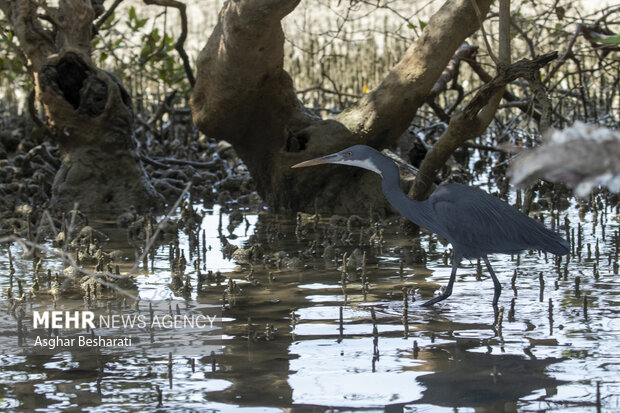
{"left": 429, "top": 183, "right": 569, "bottom": 258}
{"left": 292, "top": 144, "right": 570, "bottom": 306}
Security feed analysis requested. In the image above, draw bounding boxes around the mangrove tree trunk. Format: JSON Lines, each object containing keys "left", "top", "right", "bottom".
{"left": 0, "top": 0, "right": 163, "bottom": 215}
{"left": 191, "top": 0, "right": 494, "bottom": 213}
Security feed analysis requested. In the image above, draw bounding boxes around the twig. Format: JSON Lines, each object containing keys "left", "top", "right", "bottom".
{"left": 127, "top": 182, "right": 191, "bottom": 276}
{"left": 296, "top": 85, "right": 361, "bottom": 100}
{"left": 427, "top": 100, "right": 450, "bottom": 123}
{"left": 464, "top": 141, "right": 511, "bottom": 153}
{"left": 469, "top": 0, "right": 499, "bottom": 65}
{"left": 464, "top": 57, "right": 541, "bottom": 121}
{"left": 141, "top": 154, "right": 221, "bottom": 169}
{"left": 143, "top": 0, "right": 195, "bottom": 86}
{"left": 411, "top": 52, "right": 558, "bottom": 201}
{"left": 136, "top": 114, "right": 161, "bottom": 140}
{"left": 569, "top": 55, "right": 590, "bottom": 119}
{"left": 546, "top": 24, "right": 581, "bottom": 83}
{"left": 148, "top": 90, "right": 177, "bottom": 125}
{"left": 527, "top": 71, "right": 552, "bottom": 133}
{"left": 94, "top": 0, "right": 124, "bottom": 31}
{"left": 42, "top": 210, "right": 58, "bottom": 238}
{"left": 593, "top": 5, "right": 620, "bottom": 26}
{"left": 510, "top": 16, "right": 536, "bottom": 58}
{"left": 321, "top": 58, "right": 345, "bottom": 108}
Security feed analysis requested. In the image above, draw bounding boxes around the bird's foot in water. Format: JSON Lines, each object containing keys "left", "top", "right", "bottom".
{"left": 421, "top": 294, "right": 450, "bottom": 307}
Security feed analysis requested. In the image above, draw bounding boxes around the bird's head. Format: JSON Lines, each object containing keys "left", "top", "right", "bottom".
{"left": 291, "top": 145, "right": 382, "bottom": 175}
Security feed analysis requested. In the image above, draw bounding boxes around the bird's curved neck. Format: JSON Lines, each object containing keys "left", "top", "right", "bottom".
{"left": 377, "top": 158, "right": 442, "bottom": 235}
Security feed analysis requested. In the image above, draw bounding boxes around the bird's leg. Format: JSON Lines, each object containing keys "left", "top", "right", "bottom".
{"left": 421, "top": 257, "right": 461, "bottom": 307}
{"left": 483, "top": 256, "right": 502, "bottom": 306}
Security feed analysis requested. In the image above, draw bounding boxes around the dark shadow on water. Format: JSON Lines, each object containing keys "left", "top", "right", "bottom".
{"left": 384, "top": 344, "right": 563, "bottom": 412}
{"left": 413, "top": 342, "right": 564, "bottom": 410}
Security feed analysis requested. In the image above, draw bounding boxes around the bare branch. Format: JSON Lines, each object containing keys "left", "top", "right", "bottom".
{"left": 510, "top": 16, "right": 536, "bottom": 58}
{"left": 465, "top": 56, "right": 546, "bottom": 123}
{"left": 546, "top": 24, "right": 581, "bottom": 83}
{"left": 463, "top": 52, "right": 558, "bottom": 121}
{"left": 469, "top": 0, "right": 499, "bottom": 65}
{"left": 95, "top": 0, "right": 124, "bottom": 31}
{"left": 296, "top": 85, "right": 361, "bottom": 100}
{"left": 143, "top": 0, "right": 195, "bottom": 86}
{"left": 427, "top": 43, "right": 478, "bottom": 100}
{"left": 127, "top": 182, "right": 191, "bottom": 276}
{"left": 411, "top": 52, "right": 558, "bottom": 200}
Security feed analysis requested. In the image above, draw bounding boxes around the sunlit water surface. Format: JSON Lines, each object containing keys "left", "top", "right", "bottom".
{"left": 0, "top": 200, "right": 618, "bottom": 412}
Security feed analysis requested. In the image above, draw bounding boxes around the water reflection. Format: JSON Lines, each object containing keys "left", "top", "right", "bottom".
{"left": 414, "top": 342, "right": 563, "bottom": 410}
{"left": 0, "top": 201, "right": 618, "bottom": 411}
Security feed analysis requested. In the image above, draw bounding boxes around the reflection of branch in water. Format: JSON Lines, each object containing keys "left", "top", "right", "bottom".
{"left": 128, "top": 182, "right": 191, "bottom": 276}
{"left": 2, "top": 236, "right": 138, "bottom": 300}
{"left": 1, "top": 182, "right": 192, "bottom": 299}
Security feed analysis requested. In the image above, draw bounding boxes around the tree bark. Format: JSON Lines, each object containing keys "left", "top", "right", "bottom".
{"left": 192, "top": 0, "right": 494, "bottom": 213}
{"left": 1, "top": 0, "right": 162, "bottom": 216}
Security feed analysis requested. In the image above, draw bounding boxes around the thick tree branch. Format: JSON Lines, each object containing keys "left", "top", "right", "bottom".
{"left": 465, "top": 56, "right": 542, "bottom": 122}
{"left": 191, "top": 0, "right": 496, "bottom": 211}
{"left": 0, "top": 0, "right": 55, "bottom": 70}
{"left": 328, "top": 0, "right": 495, "bottom": 149}
{"left": 463, "top": 52, "right": 557, "bottom": 120}
{"left": 412, "top": 0, "right": 512, "bottom": 202}
{"left": 57, "top": 0, "right": 94, "bottom": 53}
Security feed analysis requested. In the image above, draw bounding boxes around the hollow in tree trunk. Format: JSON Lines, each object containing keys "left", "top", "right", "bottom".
{"left": 0, "top": 0, "right": 163, "bottom": 216}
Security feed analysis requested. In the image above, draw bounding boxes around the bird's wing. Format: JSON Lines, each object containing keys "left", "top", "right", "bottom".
{"left": 429, "top": 184, "right": 560, "bottom": 258}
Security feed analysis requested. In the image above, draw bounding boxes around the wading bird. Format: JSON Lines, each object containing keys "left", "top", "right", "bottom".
{"left": 292, "top": 145, "right": 569, "bottom": 306}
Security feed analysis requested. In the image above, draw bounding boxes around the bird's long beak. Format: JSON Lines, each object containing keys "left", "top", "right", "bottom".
{"left": 291, "top": 152, "right": 343, "bottom": 168}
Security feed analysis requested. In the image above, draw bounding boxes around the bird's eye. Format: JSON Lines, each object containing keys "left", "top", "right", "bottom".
{"left": 347, "top": 151, "right": 353, "bottom": 156}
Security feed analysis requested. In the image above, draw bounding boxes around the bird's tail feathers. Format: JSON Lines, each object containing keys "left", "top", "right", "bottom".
{"left": 538, "top": 226, "right": 570, "bottom": 256}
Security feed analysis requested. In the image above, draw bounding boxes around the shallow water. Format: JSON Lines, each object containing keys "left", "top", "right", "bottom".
{"left": 0, "top": 199, "right": 618, "bottom": 412}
